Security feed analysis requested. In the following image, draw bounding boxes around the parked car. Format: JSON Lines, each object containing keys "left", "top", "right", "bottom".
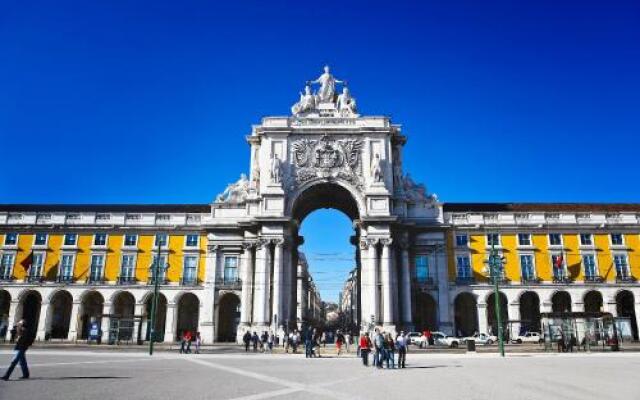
{"left": 462, "top": 332, "right": 497, "bottom": 345}
{"left": 512, "top": 331, "right": 543, "bottom": 344}
{"left": 407, "top": 332, "right": 427, "bottom": 347}
{"left": 431, "top": 331, "right": 461, "bottom": 348}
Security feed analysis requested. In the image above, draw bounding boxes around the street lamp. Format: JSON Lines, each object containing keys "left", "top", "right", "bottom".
{"left": 486, "top": 240, "right": 506, "bottom": 357}
{"left": 149, "top": 237, "right": 164, "bottom": 356}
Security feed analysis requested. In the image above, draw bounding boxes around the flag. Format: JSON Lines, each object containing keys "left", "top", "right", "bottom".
{"left": 21, "top": 251, "right": 33, "bottom": 272}
{"left": 554, "top": 253, "right": 564, "bottom": 269}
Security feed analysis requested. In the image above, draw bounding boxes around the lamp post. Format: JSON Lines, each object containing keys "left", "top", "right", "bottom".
{"left": 488, "top": 240, "right": 506, "bottom": 357}
{"left": 149, "top": 237, "right": 163, "bottom": 356}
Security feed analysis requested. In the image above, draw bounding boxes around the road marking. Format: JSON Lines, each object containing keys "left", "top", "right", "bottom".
{"left": 224, "top": 388, "right": 303, "bottom": 400}
{"left": 25, "top": 357, "right": 170, "bottom": 368}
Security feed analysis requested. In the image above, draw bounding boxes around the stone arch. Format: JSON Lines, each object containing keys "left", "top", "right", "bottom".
{"left": 15, "top": 290, "right": 42, "bottom": 334}
{"left": 0, "top": 290, "right": 10, "bottom": 339}
{"left": 414, "top": 292, "right": 437, "bottom": 332}
{"left": 217, "top": 292, "right": 241, "bottom": 342}
{"left": 78, "top": 290, "right": 104, "bottom": 340}
{"left": 143, "top": 292, "right": 167, "bottom": 342}
{"left": 176, "top": 292, "right": 199, "bottom": 341}
{"left": 583, "top": 290, "right": 603, "bottom": 313}
{"left": 46, "top": 290, "right": 73, "bottom": 339}
{"left": 519, "top": 291, "right": 541, "bottom": 333}
{"left": 288, "top": 180, "right": 364, "bottom": 221}
{"left": 551, "top": 291, "right": 572, "bottom": 313}
{"left": 615, "top": 290, "right": 638, "bottom": 340}
{"left": 486, "top": 291, "right": 508, "bottom": 337}
{"left": 111, "top": 291, "right": 135, "bottom": 341}
{"left": 453, "top": 292, "right": 478, "bottom": 337}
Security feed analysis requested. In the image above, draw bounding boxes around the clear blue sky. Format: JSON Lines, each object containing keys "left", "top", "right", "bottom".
{"left": 1, "top": 0, "right": 639, "bottom": 301}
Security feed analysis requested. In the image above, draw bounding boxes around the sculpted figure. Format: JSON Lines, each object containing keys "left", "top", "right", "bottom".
{"left": 216, "top": 173, "right": 250, "bottom": 203}
{"left": 310, "top": 65, "right": 343, "bottom": 103}
{"left": 371, "top": 153, "right": 383, "bottom": 183}
{"left": 270, "top": 154, "right": 282, "bottom": 184}
{"left": 336, "top": 87, "right": 357, "bottom": 114}
{"left": 291, "top": 84, "right": 317, "bottom": 115}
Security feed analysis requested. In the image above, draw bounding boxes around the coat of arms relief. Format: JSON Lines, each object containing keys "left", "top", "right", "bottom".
{"left": 290, "top": 134, "right": 364, "bottom": 190}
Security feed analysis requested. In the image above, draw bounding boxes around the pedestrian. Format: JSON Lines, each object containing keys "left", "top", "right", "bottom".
{"left": 243, "top": 330, "right": 251, "bottom": 352}
{"left": 313, "top": 329, "right": 321, "bottom": 357}
{"left": 9, "top": 324, "right": 16, "bottom": 343}
{"left": 359, "top": 332, "right": 371, "bottom": 366}
{"left": 252, "top": 331, "right": 259, "bottom": 352}
{"left": 385, "top": 333, "right": 395, "bottom": 369}
{"left": 373, "top": 329, "right": 384, "bottom": 369}
{"left": 305, "top": 328, "right": 314, "bottom": 358}
{"left": 184, "top": 330, "right": 193, "bottom": 353}
{"left": 194, "top": 332, "right": 202, "bottom": 354}
{"left": 267, "top": 331, "right": 274, "bottom": 353}
{"left": 260, "top": 331, "right": 268, "bottom": 353}
{"left": 396, "top": 331, "right": 407, "bottom": 368}
{"left": 2, "top": 319, "right": 33, "bottom": 381}
{"left": 179, "top": 331, "right": 187, "bottom": 354}
{"left": 321, "top": 332, "right": 327, "bottom": 348}
{"left": 336, "top": 330, "right": 345, "bottom": 356}
{"left": 292, "top": 330, "right": 299, "bottom": 353}
{"left": 345, "top": 333, "right": 351, "bottom": 353}
{"left": 285, "top": 331, "right": 291, "bottom": 353}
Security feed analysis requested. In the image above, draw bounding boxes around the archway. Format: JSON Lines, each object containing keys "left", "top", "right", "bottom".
{"left": 414, "top": 292, "right": 437, "bottom": 332}
{"left": 79, "top": 291, "right": 104, "bottom": 340}
{"left": 17, "top": 290, "right": 42, "bottom": 334}
{"left": 217, "top": 293, "right": 240, "bottom": 342}
{"left": 112, "top": 291, "right": 135, "bottom": 341}
{"left": 47, "top": 290, "right": 73, "bottom": 339}
{"left": 616, "top": 290, "right": 638, "bottom": 340}
{"left": 551, "top": 291, "right": 572, "bottom": 313}
{"left": 176, "top": 293, "right": 199, "bottom": 341}
{"left": 454, "top": 292, "right": 477, "bottom": 337}
{"left": 584, "top": 291, "right": 603, "bottom": 313}
{"left": 487, "top": 292, "right": 508, "bottom": 337}
{"left": 144, "top": 293, "right": 167, "bottom": 342}
{"left": 519, "top": 291, "right": 541, "bottom": 333}
{"left": 0, "top": 290, "right": 10, "bottom": 339}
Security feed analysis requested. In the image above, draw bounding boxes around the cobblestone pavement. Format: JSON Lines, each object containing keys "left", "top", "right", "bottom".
{"left": 1, "top": 349, "right": 638, "bottom": 400}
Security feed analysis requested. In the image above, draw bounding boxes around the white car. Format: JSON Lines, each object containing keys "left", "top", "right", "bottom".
{"left": 431, "top": 331, "right": 461, "bottom": 348}
{"left": 512, "top": 332, "right": 543, "bottom": 344}
{"left": 462, "top": 333, "right": 497, "bottom": 345}
{"left": 407, "top": 332, "right": 427, "bottom": 347}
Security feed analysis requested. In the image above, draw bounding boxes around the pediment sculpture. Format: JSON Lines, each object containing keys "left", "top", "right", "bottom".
{"left": 291, "top": 65, "right": 357, "bottom": 117}
{"left": 215, "top": 173, "right": 250, "bottom": 204}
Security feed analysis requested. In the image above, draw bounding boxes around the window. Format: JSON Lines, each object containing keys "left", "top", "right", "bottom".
{"left": 456, "top": 255, "right": 471, "bottom": 278}
{"left": 582, "top": 254, "right": 597, "bottom": 278}
{"left": 120, "top": 254, "right": 136, "bottom": 280}
{"left": 415, "top": 255, "right": 429, "bottom": 282}
{"left": 614, "top": 254, "right": 629, "bottom": 279}
{"left": 611, "top": 233, "right": 624, "bottom": 246}
{"left": 486, "top": 233, "right": 500, "bottom": 247}
{"left": 29, "top": 253, "right": 45, "bottom": 279}
{"left": 520, "top": 254, "right": 535, "bottom": 280}
{"left": 183, "top": 255, "right": 198, "bottom": 284}
{"left": 94, "top": 233, "right": 107, "bottom": 246}
{"left": 185, "top": 234, "right": 199, "bottom": 247}
{"left": 223, "top": 256, "right": 238, "bottom": 283}
{"left": 155, "top": 234, "right": 168, "bottom": 247}
{"left": 63, "top": 233, "right": 77, "bottom": 246}
{"left": 455, "top": 234, "right": 468, "bottom": 247}
{"left": 549, "top": 233, "right": 562, "bottom": 246}
{"left": 34, "top": 233, "right": 48, "bottom": 246}
{"left": 579, "top": 233, "right": 592, "bottom": 246}
{"left": 124, "top": 234, "right": 137, "bottom": 247}
{"left": 518, "top": 233, "right": 531, "bottom": 246}
{"left": 150, "top": 254, "right": 168, "bottom": 282}
{"left": 551, "top": 254, "right": 566, "bottom": 279}
{"left": 89, "top": 254, "right": 105, "bottom": 282}
{"left": 0, "top": 253, "right": 15, "bottom": 279}
{"left": 4, "top": 233, "right": 18, "bottom": 246}
{"left": 60, "top": 254, "right": 75, "bottom": 280}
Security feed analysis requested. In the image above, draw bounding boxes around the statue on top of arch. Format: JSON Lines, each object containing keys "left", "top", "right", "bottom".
{"left": 291, "top": 65, "right": 357, "bottom": 117}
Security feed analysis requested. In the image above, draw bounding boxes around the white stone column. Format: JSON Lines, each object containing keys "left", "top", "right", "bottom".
{"left": 240, "top": 243, "right": 254, "bottom": 326}
{"left": 509, "top": 303, "right": 521, "bottom": 338}
{"left": 370, "top": 239, "right": 380, "bottom": 324}
{"left": 201, "top": 244, "right": 219, "bottom": 344}
{"left": 253, "top": 240, "right": 271, "bottom": 328}
{"left": 281, "top": 244, "right": 292, "bottom": 329}
{"left": 381, "top": 238, "right": 395, "bottom": 327}
{"left": 7, "top": 300, "right": 18, "bottom": 336}
{"left": 36, "top": 301, "right": 49, "bottom": 341}
{"left": 296, "top": 260, "right": 304, "bottom": 329}
{"left": 477, "top": 302, "right": 488, "bottom": 334}
{"left": 100, "top": 303, "right": 111, "bottom": 343}
{"left": 400, "top": 243, "right": 413, "bottom": 328}
{"left": 67, "top": 301, "right": 81, "bottom": 341}
{"left": 272, "top": 239, "right": 284, "bottom": 332}
{"left": 435, "top": 243, "right": 453, "bottom": 334}
{"left": 132, "top": 303, "right": 144, "bottom": 343}
{"left": 164, "top": 303, "right": 176, "bottom": 343}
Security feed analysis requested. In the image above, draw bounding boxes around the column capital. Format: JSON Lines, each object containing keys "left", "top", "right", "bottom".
{"left": 271, "top": 238, "right": 285, "bottom": 247}
{"left": 380, "top": 238, "right": 393, "bottom": 247}
{"left": 256, "top": 239, "right": 271, "bottom": 249}
{"left": 242, "top": 241, "right": 257, "bottom": 250}
{"left": 208, "top": 244, "right": 222, "bottom": 252}
{"left": 359, "top": 239, "right": 370, "bottom": 250}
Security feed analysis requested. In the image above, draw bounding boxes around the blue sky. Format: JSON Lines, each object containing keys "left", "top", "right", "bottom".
{"left": 1, "top": 0, "right": 639, "bottom": 301}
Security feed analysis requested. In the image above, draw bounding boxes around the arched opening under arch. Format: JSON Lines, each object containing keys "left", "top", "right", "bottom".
{"left": 487, "top": 292, "right": 508, "bottom": 337}
{"left": 217, "top": 293, "right": 240, "bottom": 342}
{"left": 454, "top": 292, "right": 478, "bottom": 337}
{"left": 47, "top": 290, "right": 73, "bottom": 339}
{"left": 17, "top": 290, "right": 42, "bottom": 334}
{"left": 551, "top": 291, "right": 572, "bottom": 313}
{"left": 112, "top": 291, "right": 135, "bottom": 341}
{"left": 584, "top": 291, "right": 603, "bottom": 313}
{"left": 616, "top": 290, "right": 638, "bottom": 340}
{"left": 176, "top": 293, "right": 199, "bottom": 341}
{"left": 414, "top": 292, "right": 437, "bottom": 332}
{"left": 519, "top": 291, "right": 541, "bottom": 333}
{"left": 143, "top": 293, "right": 167, "bottom": 342}
{"left": 0, "top": 290, "right": 11, "bottom": 339}
{"left": 79, "top": 291, "right": 104, "bottom": 340}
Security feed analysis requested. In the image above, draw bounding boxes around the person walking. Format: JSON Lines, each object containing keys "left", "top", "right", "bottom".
{"left": 251, "top": 331, "right": 259, "bottom": 352}
{"left": 260, "top": 331, "right": 268, "bottom": 353}
{"left": 359, "top": 332, "right": 371, "bottom": 366}
{"left": 267, "top": 332, "right": 274, "bottom": 353}
{"left": 385, "top": 333, "right": 395, "bottom": 369}
{"left": 336, "top": 330, "right": 345, "bottom": 356}
{"left": 243, "top": 331, "right": 252, "bottom": 352}
{"left": 184, "top": 330, "right": 193, "bottom": 354}
{"left": 194, "top": 332, "right": 202, "bottom": 354}
{"left": 373, "top": 329, "right": 384, "bottom": 369}
{"left": 321, "top": 332, "right": 327, "bottom": 348}
{"left": 345, "top": 333, "right": 351, "bottom": 353}
{"left": 304, "top": 328, "right": 314, "bottom": 358}
{"left": 396, "top": 331, "right": 407, "bottom": 369}
{"left": 292, "top": 330, "right": 299, "bottom": 354}
{"left": 2, "top": 319, "right": 33, "bottom": 381}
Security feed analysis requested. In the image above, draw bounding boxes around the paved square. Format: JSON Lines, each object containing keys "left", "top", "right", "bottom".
{"left": 1, "top": 350, "right": 638, "bottom": 400}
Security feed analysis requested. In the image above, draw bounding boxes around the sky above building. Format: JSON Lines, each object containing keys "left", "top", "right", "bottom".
{"left": 1, "top": 0, "right": 639, "bottom": 301}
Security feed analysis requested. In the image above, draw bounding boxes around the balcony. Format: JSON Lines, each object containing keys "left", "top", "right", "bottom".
{"left": 26, "top": 275, "right": 45, "bottom": 283}
{"left": 118, "top": 276, "right": 137, "bottom": 285}
{"left": 584, "top": 276, "right": 604, "bottom": 283}
{"left": 87, "top": 276, "right": 104, "bottom": 285}
{"left": 0, "top": 274, "right": 13, "bottom": 282}
{"left": 181, "top": 277, "right": 199, "bottom": 286}
{"left": 552, "top": 276, "right": 573, "bottom": 284}
{"left": 455, "top": 276, "right": 475, "bottom": 285}
{"left": 616, "top": 275, "right": 636, "bottom": 283}
{"left": 147, "top": 276, "right": 168, "bottom": 285}
{"left": 520, "top": 276, "right": 541, "bottom": 284}
{"left": 57, "top": 275, "right": 74, "bottom": 284}
{"left": 215, "top": 278, "right": 242, "bottom": 290}
{"left": 489, "top": 276, "right": 509, "bottom": 285}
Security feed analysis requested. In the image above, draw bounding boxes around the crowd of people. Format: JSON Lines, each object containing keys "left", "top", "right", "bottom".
{"left": 178, "top": 330, "right": 202, "bottom": 354}
{"left": 358, "top": 329, "right": 408, "bottom": 369}
{"left": 241, "top": 328, "right": 355, "bottom": 356}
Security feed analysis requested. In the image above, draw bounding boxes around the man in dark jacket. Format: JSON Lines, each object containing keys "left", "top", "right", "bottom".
{"left": 2, "top": 319, "right": 33, "bottom": 380}
{"left": 243, "top": 331, "right": 252, "bottom": 352}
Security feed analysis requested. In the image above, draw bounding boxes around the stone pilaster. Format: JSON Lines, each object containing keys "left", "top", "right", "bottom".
{"left": 67, "top": 301, "right": 81, "bottom": 341}
{"left": 271, "top": 239, "right": 284, "bottom": 332}
{"left": 164, "top": 303, "right": 177, "bottom": 343}
{"left": 477, "top": 302, "right": 488, "bottom": 335}
{"left": 36, "top": 301, "right": 49, "bottom": 341}
{"left": 252, "top": 240, "right": 271, "bottom": 328}
{"left": 380, "top": 238, "right": 395, "bottom": 328}
{"left": 239, "top": 243, "right": 255, "bottom": 327}
{"left": 399, "top": 240, "right": 413, "bottom": 329}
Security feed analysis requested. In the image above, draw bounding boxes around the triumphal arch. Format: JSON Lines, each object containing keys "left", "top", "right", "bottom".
{"left": 211, "top": 66, "right": 446, "bottom": 339}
